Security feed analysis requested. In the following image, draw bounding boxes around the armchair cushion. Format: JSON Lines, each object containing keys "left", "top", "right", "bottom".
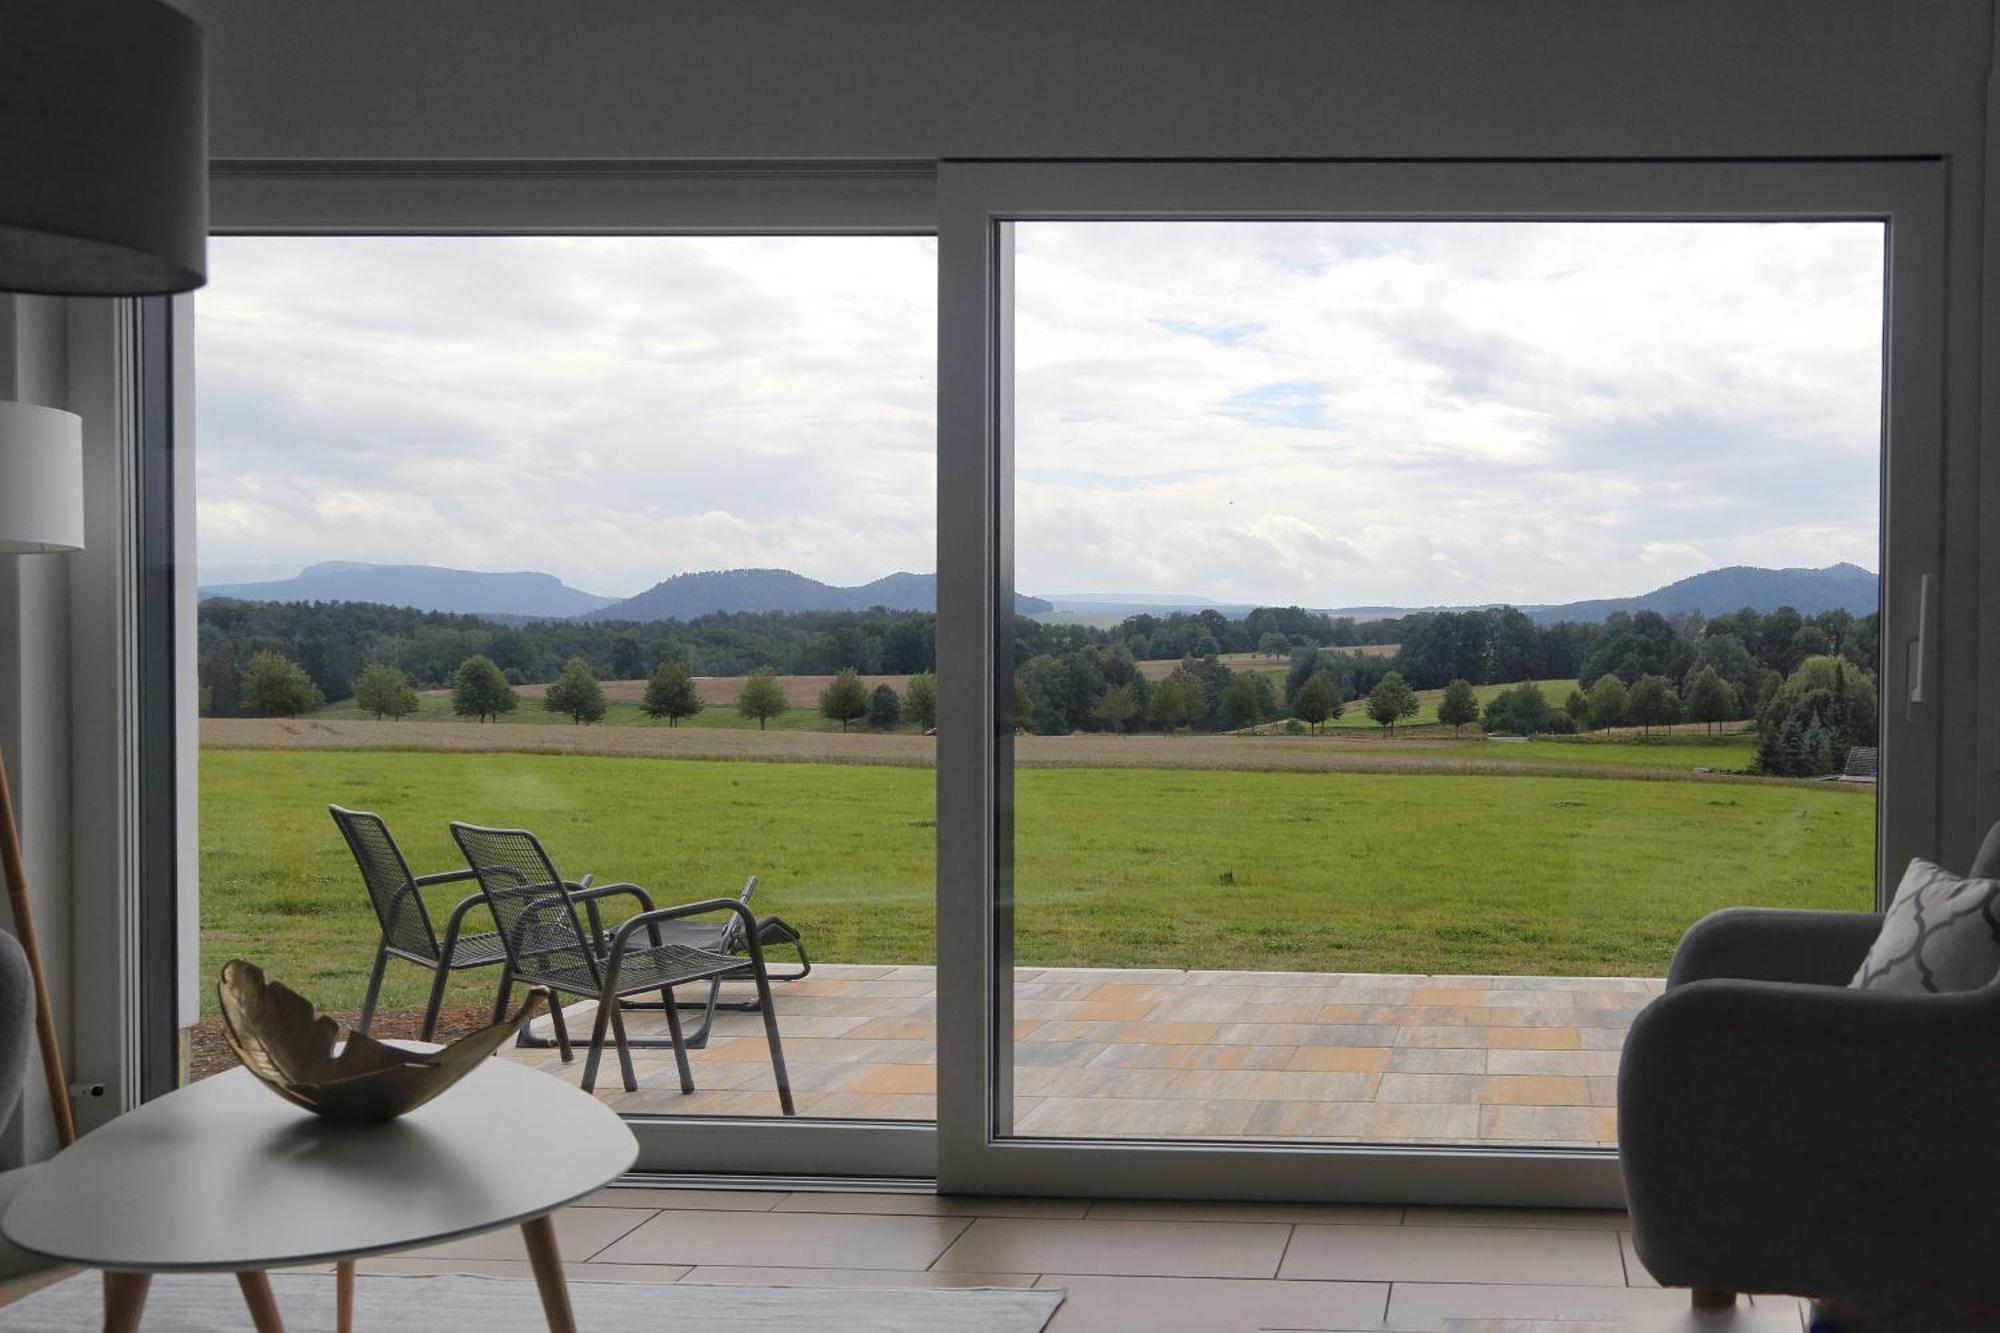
{"left": 1850, "top": 859, "right": 2000, "bottom": 993}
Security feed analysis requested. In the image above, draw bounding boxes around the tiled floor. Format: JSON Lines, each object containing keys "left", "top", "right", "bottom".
{"left": 328, "top": 1186, "right": 1808, "bottom": 1331}
{"left": 499, "top": 966, "right": 1662, "bottom": 1147}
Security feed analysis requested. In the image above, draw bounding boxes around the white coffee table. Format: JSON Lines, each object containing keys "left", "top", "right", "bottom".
{"left": 0, "top": 1055, "right": 637, "bottom": 1332}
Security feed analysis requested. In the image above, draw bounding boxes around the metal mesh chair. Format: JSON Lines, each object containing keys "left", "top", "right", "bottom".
{"left": 449, "top": 821, "right": 794, "bottom": 1109}
{"left": 329, "top": 805, "right": 512, "bottom": 1039}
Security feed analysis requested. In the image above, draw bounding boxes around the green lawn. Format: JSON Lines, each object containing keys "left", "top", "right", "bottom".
{"left": 200, "top": 747, "right": 1873, "bottom": 1015}
{"left": 1419, "top": 733, "right": 1757, "bottom": 771}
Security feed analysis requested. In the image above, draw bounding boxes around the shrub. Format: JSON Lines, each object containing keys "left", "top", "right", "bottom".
{"left": 641, "top": 661, "right": 704, "bottom": 726}
{"left": 819, "top": 668, "right": 870, "bottom": 732}
{"left": 241, "top": 650, "right": 324, "bottom": 718}
{"left": 543, "top": 656, "right": 607, "bottom": 724}
{"left": 1482, "top": 681, "right": 1572, "bottom": 735}
{"left": 904, "top": 672, "right": 938, "bottom": 730}
{"left": 737, "top": 667, "right": 787, "bottom": 730}
{"left": 451, "top": 655, "right": 517, "bottom": 722}
{"left": 868, "top": 684, "right": 902, "bottom": 729}
{"left": 352, "top": 663, "right": 418, "bottom": 720}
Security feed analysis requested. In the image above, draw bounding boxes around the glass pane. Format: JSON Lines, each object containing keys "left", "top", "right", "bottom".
{"left": 1005, "top": 220, "right": 1882, "bottom": 1146}
{"left": 195, "top": 235, "right": 938, "bottom": 1121}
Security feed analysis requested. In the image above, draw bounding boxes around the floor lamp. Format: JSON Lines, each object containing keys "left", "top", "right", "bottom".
{"left": 0, "top": 0, "right": 208, "bottom": 1150}
{"left": 0, "top": 403, "right": 86, "bottom": 1148}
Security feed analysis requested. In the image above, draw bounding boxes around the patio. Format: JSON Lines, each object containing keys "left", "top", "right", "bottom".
{"left": 498, "top": 965, "right": 1662, "bottom": 1148}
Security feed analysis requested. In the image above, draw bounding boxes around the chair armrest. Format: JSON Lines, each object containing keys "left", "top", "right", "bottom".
{"left": 1618, "top": 978, "right": 2000, "bottom": 1301}
{"left": 1665, "top": 907, "right": 1881, "bottom": 989}
{"left": 567, "top": 881, "right": 657, "bottom": 912}
{"left": 412, "top": 868, "right": 481, "bottom": 889}
{"left": 436, "top": 891, "right": 495, "bottom": 951}
{"left": 602, "top": 898, "right": 768, "bottom": 985}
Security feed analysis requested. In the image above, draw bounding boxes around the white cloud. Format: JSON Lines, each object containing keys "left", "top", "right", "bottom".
{"left": 196, "top": 223, "right": 1881, "bottom": 607}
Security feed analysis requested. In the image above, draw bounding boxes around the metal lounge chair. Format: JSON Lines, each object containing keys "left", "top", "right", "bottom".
{"left": 448, "top": 821, "right": 794, "bottom": 1109}
{"left": 605, "top": 874, "right": 812, "bottom": 1049}
{"left": 330, "top": 805, "right": 512, "bottom": 1039}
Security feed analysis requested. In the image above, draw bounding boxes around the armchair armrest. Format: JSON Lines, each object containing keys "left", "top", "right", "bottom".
{"left": 412, "top": 868, "right": 481, "bottom": 889}
{"left": 567, "top": 882, "right": 659, "bottom": 953}
{"left": 601, "top": 897, "right": 770, "bottom": 987}
{"left": 1618, "top": 978, "right": 2000, "bottom": 1302}
{"left": 1665, "top": 907, "right": 1881, "bottom": 989}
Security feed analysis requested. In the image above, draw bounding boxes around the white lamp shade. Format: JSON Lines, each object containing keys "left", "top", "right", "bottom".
{"left": 0, "top": 402, "right": 85, "bottom": 554}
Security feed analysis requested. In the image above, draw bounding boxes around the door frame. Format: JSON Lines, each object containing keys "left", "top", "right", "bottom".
{"left": 934, "top": 159, "right": 1946, "bottom": 1205}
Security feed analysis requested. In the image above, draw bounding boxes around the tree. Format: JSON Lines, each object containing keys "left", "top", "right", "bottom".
{"left": 867, "top": 684, "right": 902, "bottom": 729}
{"left": 1562, "top": 688, "right": 1590, "bottom": 728}
{"left": 1219, "top": 670, "right": 1277, "bottom": 733}
{"left": 1626, "top": 673, "right": 1682, "bottom": 738}
{"left": 1365, "top": 671, "right": 1419, "bottom": 732}
{"left": 1436, "top": 678, "right": 1480, "bottom": 736}
{"left": 240, "top": 649, "right": 324, "bottom": 717}
{"left": 543, "top": 656, "right": 607, "bottom": 724}
{"left": 1690, "top": 633, "right": 1758, "bottom": 714}
{"left": 819, "top": 667, "right": 871, "bottom": 732}
{"left": 904, "top": 672, "right": 938, "bottom": 731}
{"left": 1682, "top": 666, "right": 1738, "bottom": 735}
{"left": 1149, "top": 675, "right": 1202, "bottom": 731}
{"left": 451, "top": 654, "right": 517, "bottom": 722}
{"left": 1482, "top": 681, "right": 1570, "bottom": 735}
{"left": 1584, "top": 674, "right": 1628, "bottom": 731}
{"left": 1291, "top": 670, "right": 1341, "bottom": 734}
{"left": 352, "top": 663, "right": 418, "bottom": 720}
{"left": 641, "top": 661, "right": 704, "bottom": 726}
{"left": 736, "top": 667, "right": 788, "bottom": 730}
{"left": 1093, "top": 681, "right": 1140, "bottom": 733}
{"left": 1010, "top": 674, "right": 1034, "bottom": 731}
{"left": 609, "top": 633, "right": 647, "bottom": 681}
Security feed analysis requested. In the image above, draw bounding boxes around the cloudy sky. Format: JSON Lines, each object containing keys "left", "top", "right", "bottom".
{"left": 196, "top": 222, "right": 1882, "bottom": 607}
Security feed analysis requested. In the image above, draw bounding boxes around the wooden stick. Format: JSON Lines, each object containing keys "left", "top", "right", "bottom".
{"left": 101, "top": 1272, "right": 151, "bottom": 1333}
{"left": 336, "top": 1258, "right": 355, "bottom": 1333}
{"left": 0, "top": 748, "right": 75, "bottom": 1147}
{"left": 236, "top": 1271, "right": 286, "bottom": 1333}
{"left": 520, "top": 1214, "right": 576, "bottom": 1333}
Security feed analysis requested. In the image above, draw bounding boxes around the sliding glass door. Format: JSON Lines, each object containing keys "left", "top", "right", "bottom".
{"left": 935, "top": 161, "right": 1945, "bottom": 1203}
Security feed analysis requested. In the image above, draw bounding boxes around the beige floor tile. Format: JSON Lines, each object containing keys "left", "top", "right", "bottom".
{"left": 937, "top": 1217, "right": 1291, "bottom": 1278}
{"left": 835, "top": 1061, "right": 936, "bottom": 1095}
{"left": 1377, "top": 1073, "right": 1484, "bottom": 1103}
{"left": 683, "top": 1265, "right": 1041, "bottom": 1288}
{"left": 1089, "top": 982, "right": 1168, "bottom": 1002}
{"left": 1084, "top": 1199, "right": 1400, "bottom": 1225}
{"left": 791, "top": 1091, "right": 936, "bottom": 1119}
{"left": 1280, "top": 1223, "right": 1627, "bottom": 1285}
{"left": 1042, "top": 1274, "right": 1390, "bottom": 1332}
{"left": 1482, "top": 1027, "right": 1583, "bottom": 1050}
{"left": 593, "top": 1208, "right": 971, "bottom": 1270}
{"left": 1404, "top": 1207, "right": 1629, "bottom": 1230}
{"left": 1386, "top": 1048, "right": 1487, "bottom": 1074}
{"left": 774, "top": 1192, "right": 1090, "bottom": 1218}
{"left": 1015, "top": 1095, "right": 1265, "bottom": 1137}
{"left": 394, "top": 1207, "right": 655, "bottom": 1263}
{"left": 1286, "top": 1045, "right": 1393, "bottom": 1072}
{"left": 1386, "top": 1282, "right": 1697, "bottom": 1330}
{"left": 577, "top": 1186, "right": 780, "bottom": 1210}
{"left": 1088, "top": 1042, "right": 1297, "bottom": 1072}
{"left": 1163, "top": 1068, "right": 1381, "bottom": 1101}
{"left": 1244, "top": 1100, "right": 1481, "bottom": 1140}
{"left": 844, "top": 1016, "right": 936, "bottom": 1040}
{"left": 1484, "top": 1049, "right": 1623, "bottom": 1076}
{"left": 1014, "top": 1065, "right": 1185, "bottom": 1099}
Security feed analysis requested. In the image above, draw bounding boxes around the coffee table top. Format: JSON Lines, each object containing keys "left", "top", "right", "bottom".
{"left": 2, "top": 1055, "right": 636, "bottom": 1272}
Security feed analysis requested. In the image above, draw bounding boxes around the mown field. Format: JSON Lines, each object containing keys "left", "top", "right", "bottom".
{"left": 200, "top": 746, "right": 1873, "bottom": 1016}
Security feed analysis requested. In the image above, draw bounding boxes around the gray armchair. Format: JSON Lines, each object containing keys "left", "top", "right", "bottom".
{"left": 1619, "top": 822, "right": 2000, "bottom": 1319}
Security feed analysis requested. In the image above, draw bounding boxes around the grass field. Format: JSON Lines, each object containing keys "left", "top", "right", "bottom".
{"left": 200, "top": 747, "right": 1873, "bottom": 1016}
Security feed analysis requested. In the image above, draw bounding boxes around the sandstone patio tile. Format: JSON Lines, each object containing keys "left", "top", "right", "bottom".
{"left": 1377, "top": 1073, "right": 1484, "bottom": 1103}
{"left": 1015, "top": 1040, "right": 1111, "bottom": 1067}
{"left": 835, "top": 1062, "right": 935, "bottom": 1095}
{"left": 1014, "top": 1095, "right": 1264, "bottom": 1137}
{"left": 1485, "top": 1048, "right": 1622, "bottom": 1076}
{"left": 843, "top": 1016, "right": 936, "bottom": 1040}
{"left": 1578, "top": 1027, "right": 1632, "bottom": 1049}
{"left": 1244, "top": 1099, "right": 1481, "bottom": 1140}
{"left": 1012, "top": 1066, "right": 1184, "bottom": 1099}
{"left": 1284, "top": 1045, "right": 1393, "bottom": 1072}
{"left": 1481, "top": 1074, "right": 1592, "bottom": 1106}
{"left": 1162, "top": 1068, "right": 1380, "bottom": 1102}
{"left": 1482, "top": 1026, "right": 1582, "bottom": 1049}
{"left": 1386, "top": 1047, "right": 1486, "bottom": 1073}
{"left": 1480, "top": 1104, "right": 1620, "bottom": 1141}
{"left": 1087, "top": 1042, "right": 1296, "bottom": 1071}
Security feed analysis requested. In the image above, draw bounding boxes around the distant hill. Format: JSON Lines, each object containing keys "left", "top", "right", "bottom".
{"left": 581, "top": 568, "right": 1052, "bottom": 622}
{"left": 1520, "top": 562, "right": 1878, "bottom": 625}
{"left": 200, "top": 561, "right": 617, "bottom": 618}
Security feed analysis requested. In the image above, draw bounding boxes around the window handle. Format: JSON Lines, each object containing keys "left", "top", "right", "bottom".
{"left": 1906, "top": 572, "right": 1935, "bottom": 715}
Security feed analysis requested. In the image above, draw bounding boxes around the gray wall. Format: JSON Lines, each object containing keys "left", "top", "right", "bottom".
{"left": 175, "top": 0, "right": 2000, "bottom": 854}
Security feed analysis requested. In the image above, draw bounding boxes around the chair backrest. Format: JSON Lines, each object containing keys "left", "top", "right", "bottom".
{"left": 448, "top": 822, "right": 601, "bottom": 989}
{"left": 329, "top": 805, "right": 440, "bottom": 961}
{"left": 1972, "top": 821, "right": 2000, "bottom": 880}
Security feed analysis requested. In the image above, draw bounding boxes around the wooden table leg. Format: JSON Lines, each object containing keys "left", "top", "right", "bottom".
{"left": 236, "top": 1270, "right": 287, "bottom": 1333}
{"left": 519, "top": 1214, "right": 576, "bottom": 1333}
{"left": 336, "top": 1259, "right": 355, "bottom": 1333}
{"left": 101, "top": 1271, "right": 150, "bottom": 1333}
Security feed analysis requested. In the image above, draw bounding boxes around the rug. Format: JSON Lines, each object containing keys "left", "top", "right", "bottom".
{"left": 0, "top": 1271, "right": 1065, "bottom": 1332}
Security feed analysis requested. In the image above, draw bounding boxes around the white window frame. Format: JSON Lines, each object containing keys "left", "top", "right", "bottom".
{"left": 933, "top": 159, "right": 1948, "bottom": 1206}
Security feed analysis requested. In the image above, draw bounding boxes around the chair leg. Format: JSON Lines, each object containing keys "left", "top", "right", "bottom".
{"left": 418, "top": 960, "right": 452, "bottom": 1042}
{"left": 357, "top": 943, "right": 390, "bottom": 1035}
{"left": 1691, "top": 1289, "right": 1737, "bottom": 1310}
{"left": 609, "top": 1002, "right": 638, "bottom": 1093}
{"left": 545, "top": 988, "right": 572, "bottom": 1062}
{"left": 580, "top": 989, "right": 614, "bottom": 1094}
{"left": 490, "top": 960, "right": 514, "bottom": 1025}
{"left": 750, "top": 964, "right": 795, "bottom": 1116}
{"left": 660, "top": 987, "right": 696, "bottom": 1094}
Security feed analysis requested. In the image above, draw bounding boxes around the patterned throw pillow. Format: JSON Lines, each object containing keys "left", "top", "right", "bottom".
{"left": 1851, "top": 859, "right": 2000, "bottom": 993}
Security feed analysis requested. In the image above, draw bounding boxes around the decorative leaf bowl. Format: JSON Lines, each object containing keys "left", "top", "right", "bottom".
{"left": 217, "top": 960, "right": 538, "bottom": 1122}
